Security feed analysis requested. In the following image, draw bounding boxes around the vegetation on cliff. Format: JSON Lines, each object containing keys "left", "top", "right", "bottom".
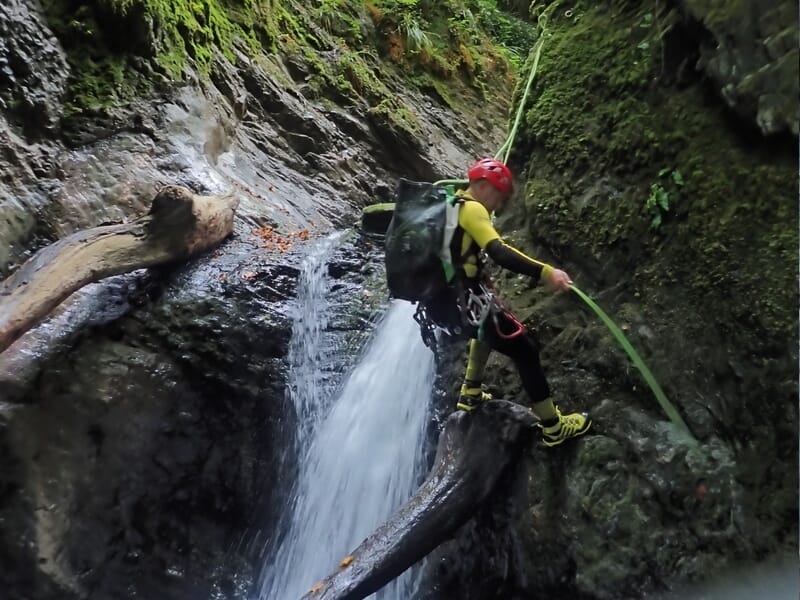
{"left": 40, "top": 0, "right": 532, "bottom": 139}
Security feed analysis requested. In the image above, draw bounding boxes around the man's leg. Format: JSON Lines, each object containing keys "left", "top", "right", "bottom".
{"left": 456, "top": 339, "right": 492, "bottom": 411}
{"left": 484, "top": 309, "right": 591, "bottom": 446}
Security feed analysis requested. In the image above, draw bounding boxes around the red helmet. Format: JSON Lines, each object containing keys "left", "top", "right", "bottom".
{"left": 467, "top": 158, "right": 513, "bottom": 194}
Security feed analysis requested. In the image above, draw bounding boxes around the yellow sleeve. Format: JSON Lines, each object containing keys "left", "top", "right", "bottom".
{"left": 458, "top": 201, "right": 501, "bottom": 249}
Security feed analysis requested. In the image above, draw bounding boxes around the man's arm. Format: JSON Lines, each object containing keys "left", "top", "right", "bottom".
{"left": 459, "top": 201, "right": 554, "bottom": 283}
{"left": 485, "top": 239, "right": 553, "bottom": 281}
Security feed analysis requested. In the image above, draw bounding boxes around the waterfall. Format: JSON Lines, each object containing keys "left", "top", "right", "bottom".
{"left": 259, "top": 239, "right": 435, "bottom": 600}
{"left": 285, "top": 234, "right": 343, "bottom": 447}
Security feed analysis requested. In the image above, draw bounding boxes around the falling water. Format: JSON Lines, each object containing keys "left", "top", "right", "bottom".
{"left": 285, "top": 234, "right": 345, "bottom": 447}
{"left": 259, "top": 240, "right": 435, "bottom": 600}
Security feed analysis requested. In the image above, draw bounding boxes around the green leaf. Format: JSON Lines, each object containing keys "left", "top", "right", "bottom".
{"left": 657, "top": 189, "right": 669, "bottom": 211}
{"left": 650, "top": 213, "right": 662, "bottom": 229}
{"left": 672, "top": 170, "right": 684, "bottom": 186}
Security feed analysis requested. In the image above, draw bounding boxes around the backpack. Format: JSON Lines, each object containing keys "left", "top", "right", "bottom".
{"left": 384, "top": 179, "right": 461, "bottom": 302}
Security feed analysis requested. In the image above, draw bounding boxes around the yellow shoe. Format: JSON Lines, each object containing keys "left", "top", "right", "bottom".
{"left": 540, "top": 407, "right": 591, "bottom": 446}
{"left": 456, "top": 384, "right": 492, "bottom": 412}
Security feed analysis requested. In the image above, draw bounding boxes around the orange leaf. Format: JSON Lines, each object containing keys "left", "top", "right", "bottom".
{"left": 309, "top": 581, "right": 324, "bottom": 594}
{"left": 340, "top": 555, "right": 354, "bottom": 568}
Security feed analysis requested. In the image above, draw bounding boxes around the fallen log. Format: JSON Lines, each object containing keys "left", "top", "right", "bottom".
{"left": 300, "top": 399, "right": 537, "bottom": 600}
{"left": 0, "top": 185, "right": 238, "bottom": 353}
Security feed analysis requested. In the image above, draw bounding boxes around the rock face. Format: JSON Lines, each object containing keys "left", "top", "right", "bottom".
{"left": 0, "top": 2, "right": 507, "bottom": 599}
{"left": 682, "top": 0, "right": 799, "bottom": 135}
{"left": 0, "top": 0, "right": 68, "bottom": 135}
{"left": 418, "top": 1, "right": 797, "bottom": 598}
{"left": 0, "top": 223, "right": 393, "bottom": 600}
{"left": 0, "top": 242, "right": 299, "bottom": 599}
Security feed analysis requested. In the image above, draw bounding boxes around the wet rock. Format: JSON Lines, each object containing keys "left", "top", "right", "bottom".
{"left": 0, "top": 118, "right": 62, "bottom": 276}
{"left": 0, "top": 0, "right": 67, "bottom": 136}
{"left": 0, "top": 335, "right": 272, "bottom": 599}
{"left": 322, "top": 107, "right": 372, "bottom": 141}
{"left": 0, "top": 272, "right": 154, "bottom": 404}
{"left": 682, "top": 0, "right": 799, "bottom": 135}
{"left": 0, "top": 3, "right": 511, "bottom": 599}
{"left": 286, "top": 131, "right": 319, "bottom": 156}
{"left": 0, "top": 234, "right": 301, "bottom": 598}
{"left": 420, "top": 407, "right": 743, "bottom": 600}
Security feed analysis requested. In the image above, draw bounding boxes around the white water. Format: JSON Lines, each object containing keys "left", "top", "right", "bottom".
{"left": 285, "top": 235, "right": 343, "bottom": 447}
{"left": 258, "top": 240, "right": 435, "bottom": 600}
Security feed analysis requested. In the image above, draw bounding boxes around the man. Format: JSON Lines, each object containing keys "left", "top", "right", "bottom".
{"left": 425, "top": 157, "right": 591, "bottom": 447}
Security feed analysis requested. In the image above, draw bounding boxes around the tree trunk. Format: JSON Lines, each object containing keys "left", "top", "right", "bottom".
{"left": 0, "top": 185, "right": 238, "bottom": 353}
{"left": 300, "top": 400, "right": 537, "bottom": 600}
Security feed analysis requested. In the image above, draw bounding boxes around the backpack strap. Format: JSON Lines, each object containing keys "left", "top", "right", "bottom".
{"left": 439, "top": 185, "right": 462, "bottom": 283}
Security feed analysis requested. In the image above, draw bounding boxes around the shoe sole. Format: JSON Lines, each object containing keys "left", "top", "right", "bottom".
{"left": 542, "top": 419, "right": 592, "bottom": 447}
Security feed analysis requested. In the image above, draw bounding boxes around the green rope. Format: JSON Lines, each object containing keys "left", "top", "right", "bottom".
{"left": 495, "top": 3, "right": 559, "bottom": 164}
{"left": 496, "top": 35, "right": 543, "bottom": 164}
{"left": 570, "top": 285, "right": 696, "bottom": 443}
{"left": 437, "top": 5, "right": 558, "bottom": 187}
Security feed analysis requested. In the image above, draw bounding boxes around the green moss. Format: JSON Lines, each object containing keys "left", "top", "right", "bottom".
{"left": 42, "top": 0, "right": 276, "bottom": 116}
{"left": 42, "top": 0, "right": 517, "bottom": 127}
{"left": 335, "top": 50, "right": 387, "bottom": 101}
{"left": 517, "top": 0, "right": 797, "bottom": 336}
{"left": 368, "top": 97, "right": 422, "bottom": 140}
{"left": 314, "top": 0, "right": 364, "bottom": 43}
{"left": 522, "top": 3, "right": 658, "bottom": 172}
{"left": 365, "top": 0, "right": 518, "bottom": 105}
{"left": 65, "top": 57, "right": 150, "bottom": 116}
{"left": 103, "top": 0, "right": 266, "bottom": 75}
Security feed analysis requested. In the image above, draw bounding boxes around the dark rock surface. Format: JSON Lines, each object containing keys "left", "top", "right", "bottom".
{"left": 682, "top": 0, "right": 799, "bottom": 135}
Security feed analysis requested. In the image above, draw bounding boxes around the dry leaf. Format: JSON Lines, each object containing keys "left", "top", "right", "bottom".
{"left": 339, "top": 555, "right": 354, "bottom": 568}
{"left": 309, "top": 581, "right": 324, "bottom": 594}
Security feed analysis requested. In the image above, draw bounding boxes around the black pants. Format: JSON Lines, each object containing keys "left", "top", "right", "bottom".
{"left": 425, "top": 289, "right": 550, "bottom": 404}
{"left": 480, "top": 308, "right": 551, "bottom": 404}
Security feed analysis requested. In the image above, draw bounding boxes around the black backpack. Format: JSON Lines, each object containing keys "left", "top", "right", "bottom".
{"left": 384, "top": 179, "right": 461, "bottom": 302}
